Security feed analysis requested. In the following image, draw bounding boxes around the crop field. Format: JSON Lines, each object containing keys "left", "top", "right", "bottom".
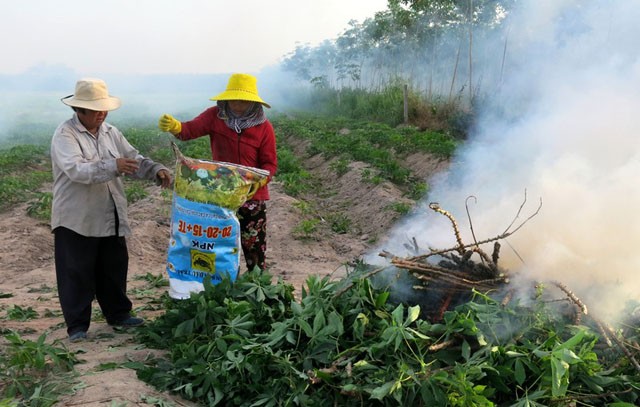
{"left": 1, "top": 109, "right": 640, "bottom": 406}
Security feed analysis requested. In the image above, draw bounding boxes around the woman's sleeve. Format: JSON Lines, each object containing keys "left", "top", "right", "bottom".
{"left": 259, "top": 121, "right": 278, "bottom": 180}
{"left": 175, "top": 107, "right": 218, "bottom": 141}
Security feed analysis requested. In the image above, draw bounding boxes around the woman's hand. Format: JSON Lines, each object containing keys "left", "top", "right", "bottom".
{"left": 158, "top": 114, "right": 182, "bottom": 135}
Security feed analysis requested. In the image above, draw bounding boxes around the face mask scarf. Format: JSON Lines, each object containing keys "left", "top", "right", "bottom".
{"left": 217, "top": 101, "right": 266, "bottom": 133}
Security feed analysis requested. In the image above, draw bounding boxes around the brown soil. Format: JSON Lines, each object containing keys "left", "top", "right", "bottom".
{"left": 0, "top": 146, "right": 446, "bottom": 406}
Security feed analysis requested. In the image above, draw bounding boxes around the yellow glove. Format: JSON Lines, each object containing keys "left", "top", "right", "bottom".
{"left": 158, "top": 114, "right": 182, "bottom": 135}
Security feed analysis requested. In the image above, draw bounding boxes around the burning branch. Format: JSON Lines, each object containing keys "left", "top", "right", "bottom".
{"left": 599, "top": 319, "right": 640, "bottom": 373}
{"left": 466, "top": 195, "right": 480, "bottom": 249}
{"left": 551, "top": 280, "right": 640, "bottom": 374}
{"left": 428, "top": 337, "right": 458, "bottom": 352}
{"left": 408, "top": 193, "right": 541, "bottom": 266}
{"left": 429, "top": 202, "right": 465, "bottom": 254}
{"left": 403, "top": 237, "right": 420, "bottom": 255}
{"left": 500, "top": 288, "right": 514, "bottom": 307}
{"left": 386, "top": 255, "right": 508, "bottom": 290}
{"left": 553, "top": 281, "right": 588, "bottom": 316}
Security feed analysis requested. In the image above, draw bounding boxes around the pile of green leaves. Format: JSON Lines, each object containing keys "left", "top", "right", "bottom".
{"left": 133, "top": 269, "right": 640, "bottom": 406}
{"left": 0, "top": 331, "right": 79, "bottom": 407}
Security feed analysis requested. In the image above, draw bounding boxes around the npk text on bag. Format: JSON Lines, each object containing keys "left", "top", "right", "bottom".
{"left": 166, "top": 142, "right": 269, "bottom": 299}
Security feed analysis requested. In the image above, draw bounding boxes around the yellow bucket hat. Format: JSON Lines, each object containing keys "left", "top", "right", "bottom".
{"left": 210, "top": 73, "right": 270, "bottom": 108}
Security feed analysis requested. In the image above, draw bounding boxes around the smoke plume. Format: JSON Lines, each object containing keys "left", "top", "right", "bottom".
{"left": 368, "top": 0, "right": 640, "bottom": 320}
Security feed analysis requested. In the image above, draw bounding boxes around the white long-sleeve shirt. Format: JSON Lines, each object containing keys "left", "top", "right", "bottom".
{"left": 50, "top": 114, "right": 168, "bottom": 237}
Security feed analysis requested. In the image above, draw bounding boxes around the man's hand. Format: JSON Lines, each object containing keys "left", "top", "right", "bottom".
{"left": 116, "top": 158, "right": 139, "bottom": 175}
{"left": 156, "top": 169, "right": 173, "bottom": 189}
{"left": 158, "top": 114, "right": 182, "bottom": 135}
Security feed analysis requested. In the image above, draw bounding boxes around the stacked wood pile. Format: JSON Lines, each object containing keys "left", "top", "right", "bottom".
{"left": 378, "top": 195, "right": 540, "bottom": 320}
{"left": 379, "top": 194, "right": 542, "bottom": 320}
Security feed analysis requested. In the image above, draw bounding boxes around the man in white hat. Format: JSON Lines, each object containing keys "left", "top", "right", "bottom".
{"left": 51, "top": 78, "right": 172, "bottom": 342}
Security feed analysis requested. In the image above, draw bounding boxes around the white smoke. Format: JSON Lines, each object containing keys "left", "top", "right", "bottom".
{"left": 368, "top": 0, "right": 640, "bottom": 319}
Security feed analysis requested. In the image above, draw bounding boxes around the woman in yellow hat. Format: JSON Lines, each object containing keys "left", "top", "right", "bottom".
{"left": 159, "top": 73, "right": 277, "bottom": 273}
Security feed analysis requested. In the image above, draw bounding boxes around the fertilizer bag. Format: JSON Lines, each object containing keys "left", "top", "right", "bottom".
{"left": 166, "top": 143, "right": 269, "bottom": 299}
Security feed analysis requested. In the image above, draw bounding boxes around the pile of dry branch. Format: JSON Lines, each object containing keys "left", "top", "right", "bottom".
{"left": 379, "top": 194, "right": 539, "bottom": 320}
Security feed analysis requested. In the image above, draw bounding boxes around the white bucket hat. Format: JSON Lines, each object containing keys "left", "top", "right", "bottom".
{"left": 61, "top": 78, "right": 121, "bottom": 111}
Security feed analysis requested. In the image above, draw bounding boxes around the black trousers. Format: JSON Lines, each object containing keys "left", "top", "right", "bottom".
{"left": 54, "top": 227, "right": 132, "bottom": 335}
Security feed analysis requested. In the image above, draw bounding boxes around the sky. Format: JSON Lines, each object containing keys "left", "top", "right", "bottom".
{"left": 2, "top": 0, "right": 388, "bottom": 76}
